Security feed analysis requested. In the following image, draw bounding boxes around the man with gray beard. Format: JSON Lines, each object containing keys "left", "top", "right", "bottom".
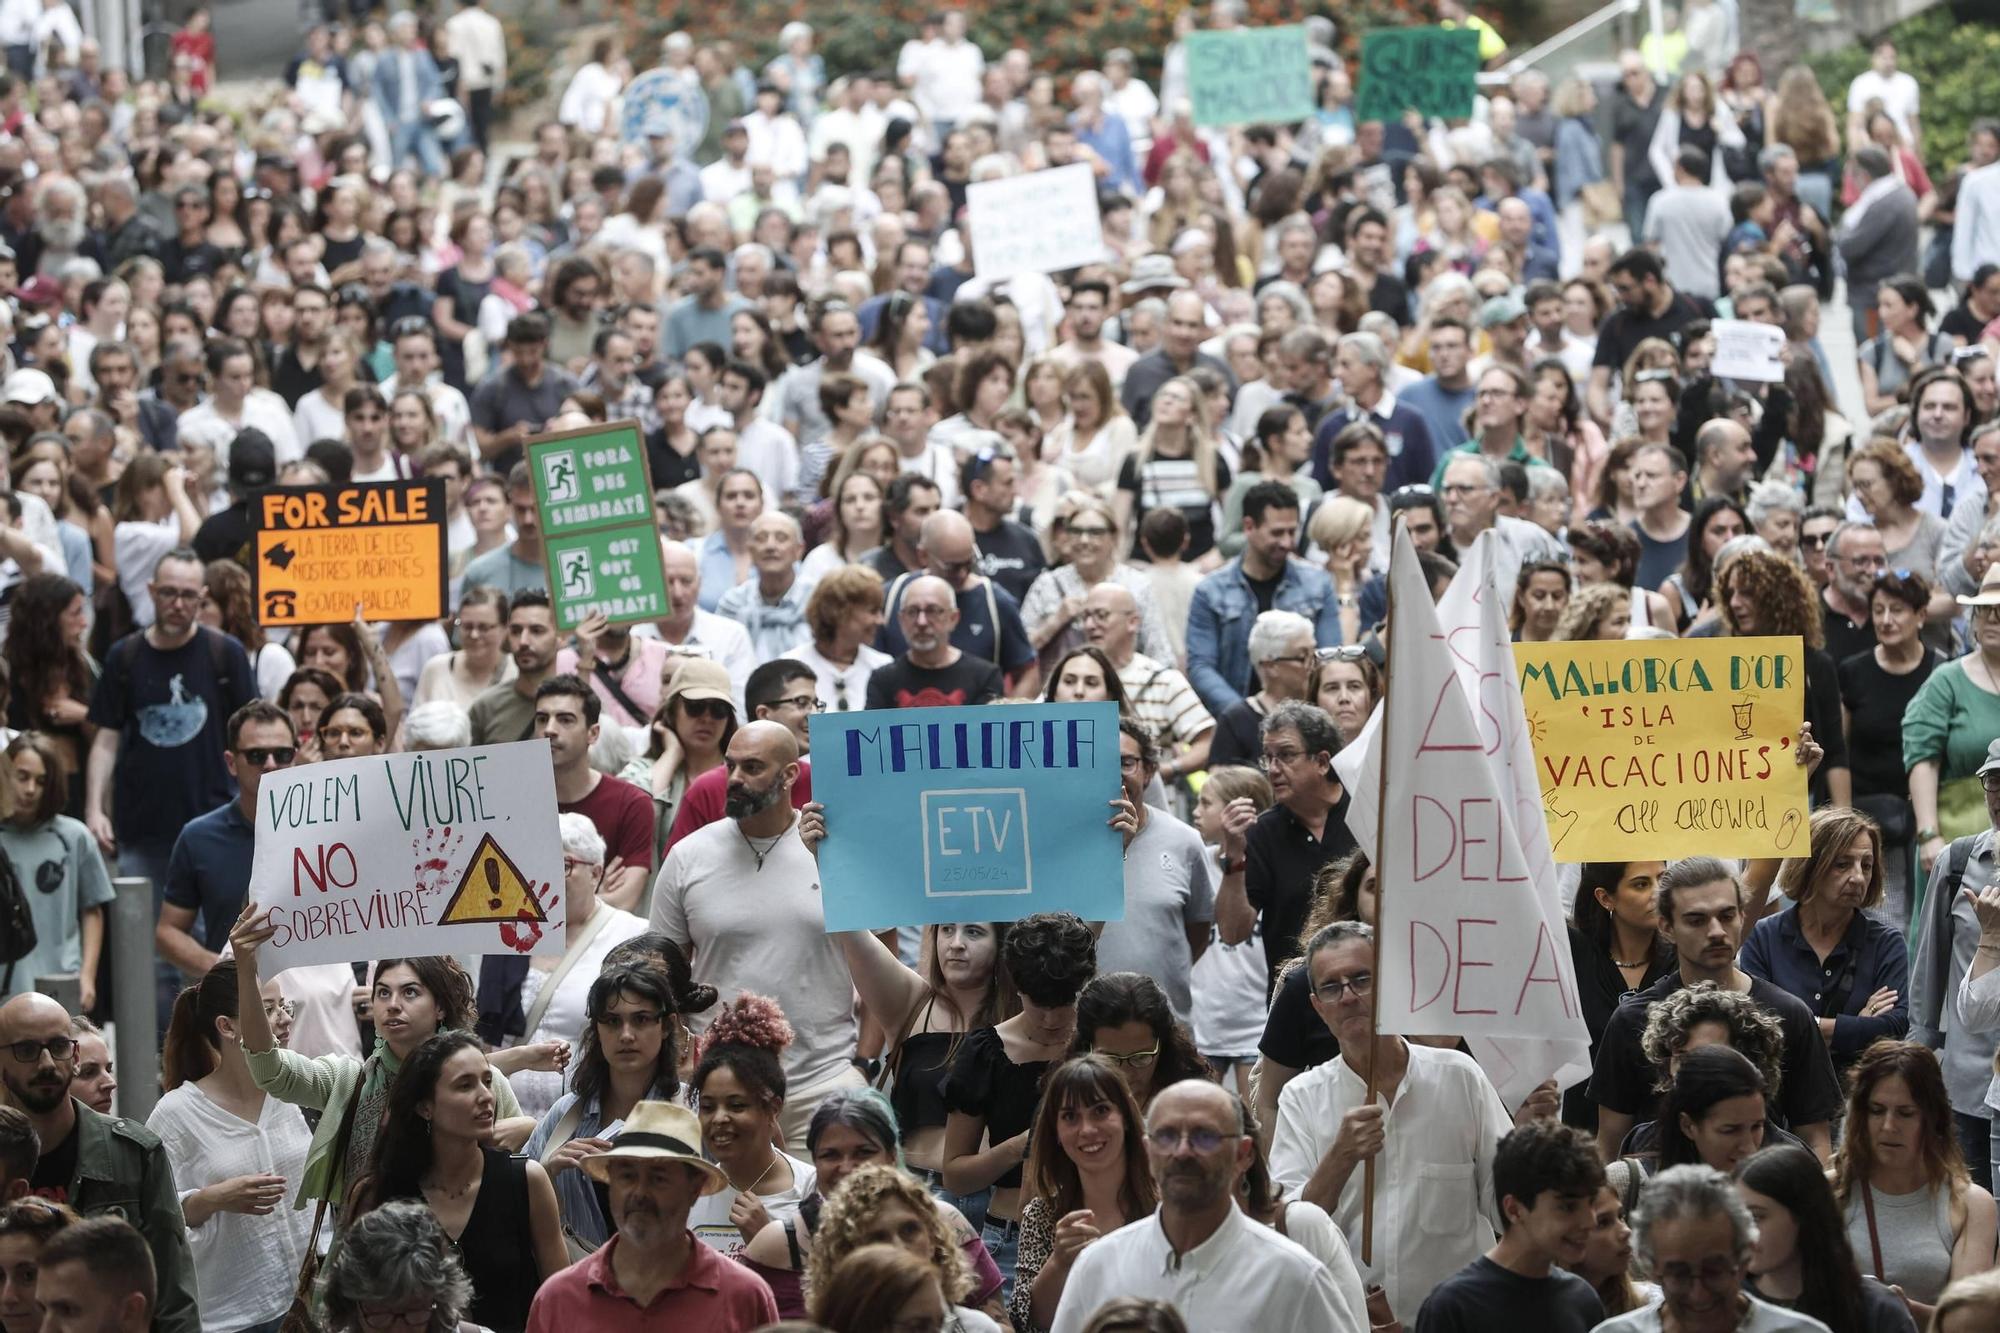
{"left": 23, "top": 174, "right": 97, "bottom": 277}
{"left": 648, "top": 720, "right": 862, "bottom": 1150}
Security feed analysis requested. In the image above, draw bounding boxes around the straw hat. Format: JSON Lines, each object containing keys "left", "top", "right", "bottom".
{"left": 1958, "top": 562, "right": 2000, "bottom": 608}
{"left": 579, "top": 1100, "right": 727, "bottom": 1194}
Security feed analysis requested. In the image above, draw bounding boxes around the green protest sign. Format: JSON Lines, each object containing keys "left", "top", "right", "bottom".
{"left": 1355, "top": 26, "right": 1482, "bottom": 123}
{"left": 526, "top": 420, "right": 669, "bottom": 629}
{"left": 1184, "top": 25, "right": 1313, "bottom": 128}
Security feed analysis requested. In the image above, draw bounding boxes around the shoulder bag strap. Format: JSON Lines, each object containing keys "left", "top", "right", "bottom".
{"left": 1862, "top": 1182, "right": 1885, "bottom": 1279}
{"left": 519, "top": 905, "right": 617, "bottom": 1040}
{"left": 591, "top": 659, "right": 649, "bottom": 725}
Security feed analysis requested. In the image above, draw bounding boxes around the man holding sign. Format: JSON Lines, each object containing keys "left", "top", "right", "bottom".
{"left": 649, "top": 720, "right": 860, "bottom": 1151}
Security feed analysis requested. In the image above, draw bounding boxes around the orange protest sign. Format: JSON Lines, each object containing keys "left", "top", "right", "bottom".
{"left": 253, "top": 480, "right": 447, "bottom": 626}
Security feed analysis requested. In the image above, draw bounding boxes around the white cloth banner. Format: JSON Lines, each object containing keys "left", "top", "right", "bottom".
{"left": 965, "top": 162, "right": 1107, "bottom": 280}
{"left": 1709, "top": 319, "right": 1786, "bottom": 383}
{"left": 250, "top": 740, "right": 565, "bottom": 975}
{"left": 1334, "top": 531, "right": 1591, "bottom": 1104}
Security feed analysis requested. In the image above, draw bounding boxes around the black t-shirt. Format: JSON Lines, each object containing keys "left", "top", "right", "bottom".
{"left": 1258, "top": 960, "right": 1342, "bottom": 1071}
{"left": 29, "top": 1115, "right": 78, "bottom": 1203}
{"left": 1208, "top": 698, "right": 1266, "bottom": 770}
{"left": 645, "top": 432, "right": 702, "bottom": 491}
{"left": 1746, "top": 1275, "right": 1918, "bottom": 1333}
{"left": 1244, "top": 568, "right": 1281, "bottom": 614}
{"left": 1245, "top": 795, "right": 1358, "bottom": 995}
{"left": 86, "top": 627, "right": 255, "bottom": 844}
{"left": 1563, "top": 924, "right": 1677, "bottom": 1131}
{"left": 1412, "top": 1257, "right": 1605, "bottom": 1333}
{"left": 271, "top": 347, "right": 323, "bottom": 409}
{"left": 1820, "top": 597, "right": 1877, "bottom": 667}
{"left": 1369, "top": 271, "right": 1411, "bottom": 321}
{"left": 1941, "top": 302, "right": 1991, "bottom": 345}
{"left": 1585, "top": 972, "right": 1843, "bottom": 1131}
{"left": 1837, "top": 647, "right": 1939, "bottom": 800}
{"left": 1593, "top": 291, "right": 1710, "bottom": 377}
{"left": 973, "top": 519, "right": 1046, "bottom": 604}
{"left": 864, "top": 654, "right": 1005, "bottom": 710}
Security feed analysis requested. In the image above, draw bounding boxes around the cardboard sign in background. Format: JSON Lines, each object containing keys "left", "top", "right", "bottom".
{"left": 1184, "top": 25, "right": 1314, "bottom": 128}
{"left": 252, "top": 480, "right": 446, "bottom": 627}
{"left": 250, "top": 739, "right": 564, "bottom": 974}
{"left": 526, "top": 420, "right": 670, "bottom": 629}
{"left": 810, "top": 702, "right": 1126, "bottom": 931}
{"left": 1355, "top": 26, "right": 1482, "bottom": 123}
{"left": 965, "top": 164, "right": 1107, "bottom": 281}
{"left": 1512, "top": 636, "right": 1811, "bottom": 861}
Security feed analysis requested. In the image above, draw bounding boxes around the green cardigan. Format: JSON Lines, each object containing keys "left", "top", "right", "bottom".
{"left": 246, "top": 1039, "right": 523, "bottom": 1209}
{"left": 1902, "top": 659, "right": 2000, "bottom": 781}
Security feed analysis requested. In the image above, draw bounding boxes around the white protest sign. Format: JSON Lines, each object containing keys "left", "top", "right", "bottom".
{"left": 251, "top": 740, "right": 565, "bottom": 975}
{"left": 1709, "top": 318, "right": 1786, "bottom": 383}
{"left": 1340, "top": 531, "right": 1590, "bottom": 1098}
{"left": 966, "top": 163, "right": 1106, "bottom": 281}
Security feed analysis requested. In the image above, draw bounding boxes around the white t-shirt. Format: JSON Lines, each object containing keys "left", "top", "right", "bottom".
{"left": 1847, "top": 68, "right": 1921, "bottom": 146}
{"left": 685, "top": 1150, "right": 817, "bottom": 1256}
{"left": 1191, "top": 847, "right": 1269, "bottom": 1059}
{"left": 649, "top": 814, "right": 858, "bottom": 1091}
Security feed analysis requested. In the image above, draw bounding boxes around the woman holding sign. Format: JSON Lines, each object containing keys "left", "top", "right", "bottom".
{"left": 1714, "top": 547, "right": 1850, "bottom": 808}
{"left": 228, "top": 906, "right": 555, "bottom": 1214}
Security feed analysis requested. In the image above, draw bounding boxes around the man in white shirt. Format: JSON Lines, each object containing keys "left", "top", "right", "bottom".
{"left": 176, "top": 339, "right": 302, "bottom": 470}
{"left": 443, "top": 0, "right": 505, "bottom": 149}
{"left": 1050, "top": 1079, "right": 1363, "bottom": 1333}
{"left": 1268, "top": 919, "right": 1512, "bottom": 1323}
{"left": 1048, "top": 279, "right": 1139, "bottom": 389}
{"left": 1845, "top": 38, "right": 1920, "bottom": 151}
{"left": 639, "top": 541, "right": 755, "bottom": 717}
{"left": 648, "top": 720, "right": 863, "bottom": 1151}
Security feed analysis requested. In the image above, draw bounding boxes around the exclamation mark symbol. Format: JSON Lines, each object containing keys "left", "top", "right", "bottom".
{"left": 484, "top": 859, "right": 503, "bottom": 912}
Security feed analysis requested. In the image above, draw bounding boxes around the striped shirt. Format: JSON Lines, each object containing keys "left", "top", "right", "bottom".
{"left": 1118, "top": 651, "right": 1214, "bottom": 749}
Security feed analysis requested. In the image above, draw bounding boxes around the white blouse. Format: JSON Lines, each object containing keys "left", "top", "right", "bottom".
{"left": 147, "top": 1083, "right": 316, "bottom": 1333}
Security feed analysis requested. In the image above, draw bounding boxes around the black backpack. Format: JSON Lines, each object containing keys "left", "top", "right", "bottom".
{"left": 0, "top": 850, "right": 36, "bottom": 990}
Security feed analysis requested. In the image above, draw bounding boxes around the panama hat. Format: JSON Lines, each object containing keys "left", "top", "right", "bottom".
{"left": 580, "top": 1100, "right": 727, "bottom": 1194}
{"left": 1959, "top": 562, "right": 2000, "bottom": 608}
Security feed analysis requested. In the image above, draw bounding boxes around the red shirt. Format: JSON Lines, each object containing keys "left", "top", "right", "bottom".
{"left": 524, "top": 1234, "right": 776, "bottom": 1333}
{"left": 561, "top": 773, "right": 657, "bottom": 873}
{"left": 664, "top": 758, "right": 813, "bottom": 854}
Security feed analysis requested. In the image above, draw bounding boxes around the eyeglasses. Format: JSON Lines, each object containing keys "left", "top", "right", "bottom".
{"left": 562, "top": 856, "right": 601, "bottom": 875}
{"left": 1118, "top": 754, "right": 1146, "bottom": 772}
{"left": 1389, "top": 483, "right": 1435, "bottom": 501}
{"left": 1067, "top": 524, "right": 1112, "bottom": 538}
{"left": 238, "top": 746, "right": 296, "bottom": 767}
{"left": 1097, "top": 1043, "right": 1158, "bottom": 1068}
{"left": 153, "top": 586, "right": 203, "bottom": 603}
{"left": 1261, "top": 747, "right": 1308, "bottom": 767}
{"left": 1798, "top": 532, "right": 1832, "bottom": 550}
{"left": 1146, "top": 1126, "right": 1228, "bottom": 1154}
{"left": 262, "top": 999, "right": 296, "bottom": 1020}
{"left": 357, "top": 1306, "right": 438, "bottom": 1330}
{"left": 1632, "top": 368, "right": 1678, "bottom": 385}
{"left": 7, "top": 1035, "right": 75, "bottom": 1063}
{"left": 1316, "top": 645, "right": 1370, "bottom": 664}
{"left": 770, "top": 693, "right": 826, "bottom": 713}
{"left": 1312, "top": 972, "right": 1376, "bottom": 1002}
{"left": 1656, "top": 1258, "right": 1743, "bottom": 1289}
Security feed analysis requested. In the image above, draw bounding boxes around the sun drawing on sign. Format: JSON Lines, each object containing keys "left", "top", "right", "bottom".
{"left": 1525, "top": 709, "right": 1548, "bottom": 746}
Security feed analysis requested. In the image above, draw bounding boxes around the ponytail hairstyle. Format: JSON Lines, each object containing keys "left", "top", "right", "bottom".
{"left": 602, "top": 931, "right": 720, "bottom": 1017}
{"left": 161, "top": 959, "right": 241, "bottom": 1091}
{"left": 694, "top": 993, "right": 793, "bottom": 1111}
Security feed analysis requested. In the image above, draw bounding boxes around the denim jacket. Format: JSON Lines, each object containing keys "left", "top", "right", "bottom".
{"left": 1186, "top": 556, "right": 1341, "bottom": 714}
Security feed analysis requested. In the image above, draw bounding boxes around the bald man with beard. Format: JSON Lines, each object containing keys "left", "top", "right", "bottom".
{"left": 647, "top": 720, "right": 862, "bottom": 1150}
{"left": 865, "top": 573, "right": 1004, "bottom": 709}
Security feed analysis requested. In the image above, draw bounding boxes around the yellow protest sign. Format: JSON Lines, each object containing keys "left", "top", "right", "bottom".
{"left": 1511, "top": 636, "right": 1810, "bottom": 861}
{"left": 437, "top": 833, "right": 547, "bottom": 927}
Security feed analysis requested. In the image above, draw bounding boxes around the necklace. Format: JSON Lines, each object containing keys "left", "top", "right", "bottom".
{"left": 423, "top": 1164, "right": 480, "bottom": 1200}
{"left": 725, "top": 1153, "right": 782, "bottom": 1197}
{"left": 1610, "top": 953, "right": 1651, "bottom": 968}
{"left": 739, "top": 822, "right": 789, "bottom": 871}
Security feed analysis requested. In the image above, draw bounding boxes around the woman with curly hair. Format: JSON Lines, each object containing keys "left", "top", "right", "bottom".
{"left": 1833, "top": 1041, "right": 1998, "bottom": 1322}
{"left": 1660, "top": 494, "right": 1748, "bottom": 631}
{"left": 2, "top": 574, "right": 94, "bottom": 815}
{"left": 806, "top": 1165, "right": 998, "bottom": 1332}
{"left": 1847, "top": 440, "right": 1957, "bottom": 642}
{"left": 355, "top": 1032, "right": 565, "bottom": 1333}
{"left": 1714, "top": 546, "right": 1850, "bottom": 805}
{"left": 686, "top": 993, "right": 814, "bottom": 1256}
{"left": 1011, "top": 1055, "right": 1157, "bottom": 1333}
{"left": 1637, "top": 979, "right": 1789, "bottom": 1100}
{"left": 943, "top": 912, "right": 1097, "bottom": 1299}
{"left": 1552, "top": 582, "right": 1633, "bottom": 641}
{"left": 741, "top": 1090, "right": 1006, "bottom": 1321}
{"left": 322, "top": 1200, "right": 480, "bottom": 1333}
{"left": 1565, "top": 518, "right": 1673, "bottom": 630}
{"left": 1066, "top": 973, "right": 1208, "bottom": 1112}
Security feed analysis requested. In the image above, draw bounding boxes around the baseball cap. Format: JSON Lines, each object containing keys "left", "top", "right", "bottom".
{"left": 229, "top": 428, "right": 277, "bottom": 490}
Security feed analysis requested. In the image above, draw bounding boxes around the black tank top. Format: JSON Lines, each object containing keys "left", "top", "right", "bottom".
{"left": 892, "top": 1003, "right": 957, "bottom": 1136}
{"left": 453, "top": 1149, "right": 540, "bottom": 1333}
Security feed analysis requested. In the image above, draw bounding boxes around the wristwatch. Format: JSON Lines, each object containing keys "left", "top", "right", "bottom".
{"left": 1218, "top": 852, "right": 1241, "bottom": 875}
{"left": 1918, "top": 826, "right": 1941, "bottom": 842}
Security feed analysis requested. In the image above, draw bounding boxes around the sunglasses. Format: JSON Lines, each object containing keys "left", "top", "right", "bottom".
{"left": 681, "top": 698, "right": 732, "bottom": 721}
{"left": 239, "top": 746, "right": 297, "bottom": 766}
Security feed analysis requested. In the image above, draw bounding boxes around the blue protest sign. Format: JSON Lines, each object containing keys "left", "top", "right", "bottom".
{"left": 812, "top": 702, "right": 1126, "bottom": 931}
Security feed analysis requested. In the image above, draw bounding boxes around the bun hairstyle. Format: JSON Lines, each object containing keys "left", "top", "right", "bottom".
{"left": 604, "top": 930, "right": 720, "bottom": 1015}
{"left": 695, "top": 993, "right": 794, "bottom": 1108}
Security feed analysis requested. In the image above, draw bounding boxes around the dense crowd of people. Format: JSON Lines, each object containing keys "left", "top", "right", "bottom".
{"left": 6, "top": 0, "right": 2000, "bottom": 1330}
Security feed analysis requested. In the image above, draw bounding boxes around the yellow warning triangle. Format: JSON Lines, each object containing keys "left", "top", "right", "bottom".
{"left": 437, "top": 833, "right": 549, "bottom": 926}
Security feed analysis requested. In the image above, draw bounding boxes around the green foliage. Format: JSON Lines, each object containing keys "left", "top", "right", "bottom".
{"left": 1806, "top": 7, "right": 2000, "bottom": 174}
